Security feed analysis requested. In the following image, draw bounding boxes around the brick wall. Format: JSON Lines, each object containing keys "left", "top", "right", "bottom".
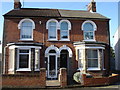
{"left": 82, "top": 74, "right": 120, "bottom": 86}
{"left": 2, "top": 68, "right": 46, "bottom": 88}
{"left": 2, "top": 17, "right": 110, "bottom": 79}
{"left": 59, "top": 68, "right": 67, "bottom": 87}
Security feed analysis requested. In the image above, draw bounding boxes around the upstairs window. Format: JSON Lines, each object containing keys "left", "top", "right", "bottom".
{"left": 82, "top": 20, "right": 97, "bottom": 41}
{"left": 48, "top": 22, "right": 57, "bottom": 40}
{"left": 18, "top": 19, "right": 35, "bottom": 41}
{"left": 60, "top": 20, "right": 71, "bottom": 41}
{"left": 46, "top": 19, "right": 59, "bottom": 41}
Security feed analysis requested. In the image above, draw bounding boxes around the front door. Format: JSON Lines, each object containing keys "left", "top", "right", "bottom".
{"left": 47, "top": 54, "right": 57, "bottom": 79}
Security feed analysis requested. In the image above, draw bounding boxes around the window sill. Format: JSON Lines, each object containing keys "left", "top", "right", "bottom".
{"left": 77, "top": 68, "right": 101, "bottom": 71}
{"left": 35, "top": 69, "right": 40, "bottom": 71}
{"left": 16, "top": 69, "right": 31, "bottom": 71}
{"left": 87, "top": 68, "right": 101, "bottom": 71}
{"left": 19, "top": 39, "right": 33, "bottom": 41}
{"left": 83, "top": 40, "right": 96, "bottom": 42}
{"left": 59, "top": 39, "right": 70, "bottom": 41}
{"left": 47, "top": 39, "right": 58, "bottom": 41}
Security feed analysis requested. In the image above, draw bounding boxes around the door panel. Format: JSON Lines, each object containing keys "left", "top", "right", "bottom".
{"left": 48, "top": 55, "right": 57, "bottom": 79}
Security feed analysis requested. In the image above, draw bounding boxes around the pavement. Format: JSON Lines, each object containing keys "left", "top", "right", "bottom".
{"left": 2, "top": 81, "right": 120, "bottom": 90}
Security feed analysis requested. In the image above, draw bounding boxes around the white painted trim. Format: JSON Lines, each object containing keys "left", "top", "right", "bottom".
{"left": 46, "top": 19, "right": 58, "bottom": 41}
{"left": 16, "top": 48, "right": 31, "bottom": 71}
{"left": 83, "top": 39, "right": 96, "bottom": 42}
{"left": 81, "top": 20, "right": 97, "bottom": 31}
{"left": 59, "top": 19, "right": 71, "bottom": 30}
{"left": 47, "top": 54, "right": 58, "bottom": 78}
{"left": 18, "top": 18, "right": 35, "bottom": 29}
{"left": 59, "top": 20, "right": 71, "bottom": 41}
{"left": 45, "top": 45, "right": 60, "bottom": 57}
{"left": 18, "top": 18, "right": 35, "bottom": 41}
{"left": 81, "top": 20, "right": 97, "bottom": 41}
{"left": 78, "top": 68, "right": 101, "bottom": 71}
{"left": 9, "top": 46, "right": 41, "bottom": 49}
{"left": 19, "top": 39, "right": 33, "bottom": 41}
{"left": 35, "top": 49, "right": 40, "bottom": 71}
{"left": 87, "top": 68, "right": 101, "bottom": 71}
{"left": 59, "top": 45, "right": 73, "bottom": 57}
{"left": 47, "top": 39, "right": 58, "bottom": 41}
{"left": 46, "top": 19, "right": 59, "bottom": 29}
{"left": 75, "top": 46, "right": 105, "bottom": 50}
{"left": 16, "top": 69, "right": 31, "bottom": 71}
{"left": 59, "top": 39, "right": 70, "bottom": 41}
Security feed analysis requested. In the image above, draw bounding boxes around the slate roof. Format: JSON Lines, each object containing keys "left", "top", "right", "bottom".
{"left": 4, "top": 8, "right": 109, "bottom": 19}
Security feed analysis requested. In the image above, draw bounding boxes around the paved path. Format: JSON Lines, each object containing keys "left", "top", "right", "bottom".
{"left": 46, "top": 80, "right": 60, "bottom": 87}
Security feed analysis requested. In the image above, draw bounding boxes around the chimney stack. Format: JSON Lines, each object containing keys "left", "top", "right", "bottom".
{"left": 87, "top": 0, "right": 96, "bottom": 12}
{"left": 14, "top": 0, "right": 22, "bottom": 9}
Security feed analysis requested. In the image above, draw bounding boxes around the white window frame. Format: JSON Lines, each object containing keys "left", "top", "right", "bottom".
{"left": 59, "top": 20, "right": 71, "bottom": 41}
{"left": 87, "top": 49, "right": 100, "bottom": 70}
{"left": 16, "top": 48, "right": 31, "bottom": 71}
{"left": 46, "top": 19, "right": 59, "bottom": 41}
{"left": 47, "top": 53, "right": 58, "bottom": 79}
{"left": 18, "top": 18, "right": 35, "bottom": 41}
{"left": 81, "top": 20, "right": 97, "bottom": 42}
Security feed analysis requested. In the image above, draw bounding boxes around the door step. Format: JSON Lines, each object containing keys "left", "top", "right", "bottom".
{"left": 46, "top": 80, "right": 60, "bottom": 87}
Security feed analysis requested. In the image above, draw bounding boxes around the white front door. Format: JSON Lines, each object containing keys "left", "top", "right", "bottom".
{"left": 47, "top": 54, "right": 57, "bottom": 79}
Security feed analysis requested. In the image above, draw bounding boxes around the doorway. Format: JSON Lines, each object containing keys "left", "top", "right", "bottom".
{"left": 60, "top": 50, "right": 69, "bottom": 68}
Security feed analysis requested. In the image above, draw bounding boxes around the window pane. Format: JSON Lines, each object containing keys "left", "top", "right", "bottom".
{"left": 60, "top": 22, "right": 68, "bottom": 30}
{"left": 19, "top": 54, "right": 29, "bottom": 68}
{"left": 48, "top": 22, "right": 56, "bottom": 39}
{"left": 87, "top": 49, "right": 98, "bottom": 58}
{"left": 21, "top": 21, "right": 32, "bottom": 39}
{"left": 61, "top": 31, "right": 68, "bottom": 39}
{"left": 19, "top": 50, "right": 29, "bottom": 53}
{"left": 83, "top": 23, "right": 93, "bottom": 31}
{"left": 84, "top": 32, "right": 93, "bottom": 40}
{"left": 88, "top": 59, "right": 98, "bottom": 68}
{"left": 49, "top": 50, "right": 56, "bottom": 53}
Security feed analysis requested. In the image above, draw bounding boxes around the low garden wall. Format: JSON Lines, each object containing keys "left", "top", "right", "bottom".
{"left": 2, "top": 68, "right": 46, "bottom": 88}
{"left": 82, "top": 74, "right": 120, "bottom": 86}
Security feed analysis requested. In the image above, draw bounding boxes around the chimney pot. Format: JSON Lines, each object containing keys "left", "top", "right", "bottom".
{"left": 14, "top": 0, "right": 22, "bottom": 9}
{"left": 87, "top": 0, "right": 96, "bottom": 12}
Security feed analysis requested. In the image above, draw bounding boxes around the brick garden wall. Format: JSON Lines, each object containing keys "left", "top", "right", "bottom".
{"left": 82, "top": 74, "right": 120, "bottom": 86}
{"left": 2, "top": 68, "right": 46, "bottom": 88}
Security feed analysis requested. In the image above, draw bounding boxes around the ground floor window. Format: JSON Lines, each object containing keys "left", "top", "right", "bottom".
{"left": 77, "top": 48, "right": 104, "bottom": 71}
{"left": 87, "top": 49, "right": 98, "bottom": 68}
{"left": 18, "top": 49, "right": 30, "bottom": 70}
{"left": 8, "top": 46, "right": 41, "bottom": 72}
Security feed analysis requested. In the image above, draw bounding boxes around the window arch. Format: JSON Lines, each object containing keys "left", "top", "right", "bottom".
{"left": 59, "top": 20, "right": 71, "bottom": 41}
{"left": 46, "top": 19, "right": 59, "bottom": 41}
{"left": 18, "top": 18, "right": 35, "bottom": 40}
{"left": 81, "top": 20, "right": 97, "bottom": 41}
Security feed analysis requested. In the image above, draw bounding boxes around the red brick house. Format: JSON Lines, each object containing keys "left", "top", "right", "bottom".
{"left": 2, "top": 0, "right": 112, "bottom": 87}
